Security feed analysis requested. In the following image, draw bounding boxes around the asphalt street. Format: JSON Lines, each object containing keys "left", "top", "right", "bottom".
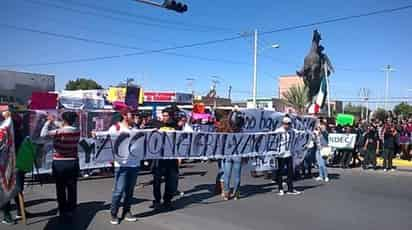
{"left": 3, "top": 163, "right": 412, "bottom": 230}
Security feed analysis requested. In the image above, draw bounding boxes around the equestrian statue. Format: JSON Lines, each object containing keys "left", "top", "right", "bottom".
{"left": 297, "top": 29, "right": 334, "bottom": 114}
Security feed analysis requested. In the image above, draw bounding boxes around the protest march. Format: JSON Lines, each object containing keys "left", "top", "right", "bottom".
{"left": 1, "top": 2, "right": 412, "bottom": 229}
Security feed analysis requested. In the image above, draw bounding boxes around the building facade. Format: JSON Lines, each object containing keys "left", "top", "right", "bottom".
{"left": 0, "top": 70, "right": 55, "bottom": 105}
{"left": 278, "top": 75, "right": 304, "bottom": 99}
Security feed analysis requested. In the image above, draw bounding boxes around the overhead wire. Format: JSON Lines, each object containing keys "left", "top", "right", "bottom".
{"left": 2, "top": 3, "right": 412, "bottom": 67}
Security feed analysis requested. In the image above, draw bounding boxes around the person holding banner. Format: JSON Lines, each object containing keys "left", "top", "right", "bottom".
{"left": 150, "top": 108, "right": 179, "bottom": 210}
{"left": 221, "top": 111, "right": 245, "bottom": 200}
{"left": 274, "top": 116, "right": 301, "bottom": 196}
{"left": 314, "top": 124, "right": 330, "bottom": 182}
{"left": 96, "top": 108, "right": 140, "bottom": 225}
{"left": 40, "top": 111, "right": 80, "bottom": 221}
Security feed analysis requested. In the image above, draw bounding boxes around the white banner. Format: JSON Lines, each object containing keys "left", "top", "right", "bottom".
{"left": 98, "top": 129, "right": 311, "bottom": 161}
{"left": 328, "top": 133, "right": 357, "bottom": 149}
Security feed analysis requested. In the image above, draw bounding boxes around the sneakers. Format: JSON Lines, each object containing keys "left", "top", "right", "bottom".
{"left": 315, "top": 177, "right": 323, "bottom": 181}
{"left": 1, "top": 214, "right": 14, "bottom": 225}
{"left": 233, "top": 191, "right": 240, "bottom": 200}
{"left": 287, "top": 190, "right": 302, "bottom": 195}
{"left": 277, "top": 190, "right": 285, "bottom": 196}
{"left": 383, "top": 169, "right": 388, "bottom": 172}
{"left": 324, "top": 177, "right": 330, "bottom": 182}
{"left": 390, "top": 169, "right": 395, "bottom": 172}
{"left": 149, "top": 201, "right": 162, "bottom": 210}
{"left": 123, "top": 212, "right": 137, "bottom": 222}
{"left": 110, "top": 216, "right": 120, "bottom": 225}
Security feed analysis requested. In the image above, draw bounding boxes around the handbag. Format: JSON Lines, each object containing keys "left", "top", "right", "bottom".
{"left": 320, "top": 146, "right": 332, "bottom": 158}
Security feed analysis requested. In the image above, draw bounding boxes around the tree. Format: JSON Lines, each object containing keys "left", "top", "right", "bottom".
{"left": 373, "top": 108, "right": 387, "bottom": 121}
{"left": 343, "top": 103, "right": 370, "bottom": 120}
{"left": 65, "top": 78, "right": 103, "bottom": 90}
{"left": 282, "top": 85, "right": 309, "bottom": 114}
{"left": 393, "top": 102, "right": 412, "bottom": 117}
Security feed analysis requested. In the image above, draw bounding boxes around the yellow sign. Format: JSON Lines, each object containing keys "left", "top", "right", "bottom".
{"left": 107, "top": 87, "right": 144, "bottom": 104}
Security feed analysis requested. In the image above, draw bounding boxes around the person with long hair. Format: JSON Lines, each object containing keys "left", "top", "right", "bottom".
{"left": 219, "top": 111, "right": 245, "bottom": 200}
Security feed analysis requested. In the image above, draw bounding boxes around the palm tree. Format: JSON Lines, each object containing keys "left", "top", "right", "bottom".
{"left": 282, "top": 85, "right": 309, "bottom": 114}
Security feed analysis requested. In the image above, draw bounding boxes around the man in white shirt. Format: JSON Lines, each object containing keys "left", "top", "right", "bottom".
{"left": 274, "top": 116, "right": 301, "bottom": 196}
{"left": 95, "top": 109, "right": 140, "bottom": 225}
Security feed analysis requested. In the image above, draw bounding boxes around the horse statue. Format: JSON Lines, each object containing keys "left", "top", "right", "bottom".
{"left": 297, "top": 30, "right": 334, "bottom": 113}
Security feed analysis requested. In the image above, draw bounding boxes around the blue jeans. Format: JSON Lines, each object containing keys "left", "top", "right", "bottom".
{"left": 223, "top": 158, "right": 242, "bottom": 194}
{"left": 216, "top": 160, "right": 224, "bottom": 183}
{"left": 316, "top": 150, "right": 328, "bottom": 179}
{"left": 111, "top": 166, "right": 139, "bottom": 217}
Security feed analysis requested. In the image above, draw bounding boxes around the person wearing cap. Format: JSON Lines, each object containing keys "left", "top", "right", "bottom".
{"left": 94, "top": 108, "right": 140, "bottom": 225}
{"left": 274, "top": 116, "right": 301, "bottom": 196}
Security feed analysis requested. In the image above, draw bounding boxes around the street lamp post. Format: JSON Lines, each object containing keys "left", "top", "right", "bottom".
{"left": 382, "top": 64, "right": 395, "bottom": 110}
{"left": 251, "top": 29, "right": 279, "bottom": 108}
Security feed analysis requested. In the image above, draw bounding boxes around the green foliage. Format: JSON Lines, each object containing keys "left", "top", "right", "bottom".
{"left": 282, "top": 85, "right": 309, "bottom": 114}
{"left": 393, "top": 102, "right": 412, "bottom": 117}
{"left": 65, "top": 78, "right": 103, "bottom": 90}
{"left": 343, "top": 103, "right": 370, "bottom": 119}
{"left": 373, "top": 108, "right": 387, "bottom": 121}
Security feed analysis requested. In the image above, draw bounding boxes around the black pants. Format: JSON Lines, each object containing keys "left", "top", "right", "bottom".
{"left": 1, "top": 171, "right": 25, "bottom": 218}
{"left": 276, "top": 157, "right": 294, "bottom": 192}
{"left": 363, "top": 149, "right": 377, "bottom": 168}
{"left": 152, "top": 160, "right": 179, "bottom": 203}
{"left": 383, "top": 148, "right": 394, "bottom": 170}
{"left": 52, "top": 160, "right": 79, "bottom": 214}
{"left": 341, "top": 150, "right": 352, "bottom": 168}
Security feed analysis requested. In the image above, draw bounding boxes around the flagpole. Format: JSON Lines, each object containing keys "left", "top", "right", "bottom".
{"left": 325, "top": 63, "right": 331, "bottom": 117}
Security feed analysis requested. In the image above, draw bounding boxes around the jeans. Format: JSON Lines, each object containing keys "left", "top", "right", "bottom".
{"left": 303, "top": 147, "right": 316, "bottom": 176}
{"left": 383, "top": 148, "right": 394, "bottom": 169}
{"left": 1, "top": 171, "right": 26, "bottom": 218}
{"left": 223, "top": 158, "right": 242, "bottom": 194}
{"left": 316, "top": 150, "right": 328, "bottom": 179}
{"left": 216, "top": 160, "right": 224, "bottom": 184}
{"left": 152, "top": 160, "right": 179, "bottom": 203}
{"left": 276, "top": 157, "right": 294, "bottom": 192}
{"left": 52, "top": 160, "right": 80, "bottom": 214}
{"left": 111, "top": 166, "right": 139, "bottom": 217}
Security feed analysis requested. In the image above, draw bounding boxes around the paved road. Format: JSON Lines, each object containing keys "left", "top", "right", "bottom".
{"left": 3, "top": 163, "right": 412, "bottom": 230}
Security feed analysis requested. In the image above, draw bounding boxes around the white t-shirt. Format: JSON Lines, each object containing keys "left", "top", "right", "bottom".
{"left": 274, "top": 126, "right": 292, "bottom": 158}
{"left": 98, "top": 122, "right": 141, "bottom": 168}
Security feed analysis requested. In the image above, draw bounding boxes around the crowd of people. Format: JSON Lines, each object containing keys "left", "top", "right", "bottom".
{"left": 327, "top": 116, "right": 412, "bottom": 171}
{"left": 1, "top": 105, "right": 411, "bottom": 226}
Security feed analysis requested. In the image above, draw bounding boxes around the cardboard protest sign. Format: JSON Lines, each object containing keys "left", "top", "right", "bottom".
{"left": 0, "top": 118, "right": 17, "bottom": 207}
{"left": 328, "top": 133, "right": 357, "bottom": 149}
{"left": 336, "top": 114, "right": 355, "bottom": 126}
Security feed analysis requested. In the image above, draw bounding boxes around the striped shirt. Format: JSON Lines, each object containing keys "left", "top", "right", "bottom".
{"left": 41, "top": 121, "right": 80, "bottom": 160}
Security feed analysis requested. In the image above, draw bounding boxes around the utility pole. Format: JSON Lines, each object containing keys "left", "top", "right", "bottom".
{"left": 252, "top": 29, "right": 258, "bottom": 108}
{"left": 211, "top": 76, "right": 220, "bottom": 110}
{"left": 186, "top": 77, "right": 195, "bottom": 96}
{"left": 382, "top": 64, "right": 395, "bottom": 110}
{"left": 359, "top": 88, "right": 370, "bottom": 121}
{"left": 228, "top": 85, "right": 232, "bottom": 100}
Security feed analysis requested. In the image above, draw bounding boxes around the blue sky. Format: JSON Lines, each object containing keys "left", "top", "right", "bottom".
{"left": 1, "top": 0, "right": 411, "bottom": 107}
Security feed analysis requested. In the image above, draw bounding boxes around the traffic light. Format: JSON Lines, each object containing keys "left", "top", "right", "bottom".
{"left": 162, "top": 0, "right": 188, "bottom": 13}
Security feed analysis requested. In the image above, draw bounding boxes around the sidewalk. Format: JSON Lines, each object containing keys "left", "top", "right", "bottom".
{"left": 377, "top": 157, "right": 412, "bottom": 167}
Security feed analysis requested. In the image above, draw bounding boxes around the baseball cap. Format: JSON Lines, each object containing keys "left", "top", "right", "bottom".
{"left": 282, "top": 117, "right": 292, "bottom": 124}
